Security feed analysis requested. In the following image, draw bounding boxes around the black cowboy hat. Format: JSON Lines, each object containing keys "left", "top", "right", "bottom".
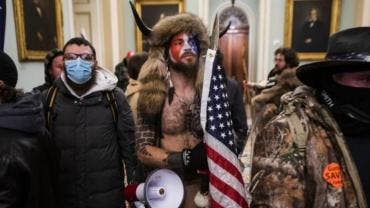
{"left": 297, "top": 27, "right": 370, "bottom": 88}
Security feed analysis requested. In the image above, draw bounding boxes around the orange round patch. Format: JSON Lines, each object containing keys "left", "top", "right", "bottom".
{"left": 323, "top": 163, "right": 343, "bottom": 188}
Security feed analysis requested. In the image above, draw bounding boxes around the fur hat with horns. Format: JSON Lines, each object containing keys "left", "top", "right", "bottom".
{"left": 137, "top": 12, "right": 209, "bottom": 80}
{"left": 130, "top": 2, "right": 209, "bottom": 121}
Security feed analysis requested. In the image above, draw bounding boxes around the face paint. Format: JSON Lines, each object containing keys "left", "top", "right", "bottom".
{"left": 169, "top": 32, "right": 198, "bottom": 64}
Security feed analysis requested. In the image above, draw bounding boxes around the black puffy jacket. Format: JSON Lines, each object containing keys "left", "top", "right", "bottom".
{"left": 0, "top": 92, "right": 59, "bottom": 208}
{"left": 44, "top": 71, "right": 136, "bottom": 208}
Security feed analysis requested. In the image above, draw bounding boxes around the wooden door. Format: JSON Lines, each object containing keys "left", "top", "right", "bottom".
{"left": 219, "top": 28, "right": 249, "bottom": 83}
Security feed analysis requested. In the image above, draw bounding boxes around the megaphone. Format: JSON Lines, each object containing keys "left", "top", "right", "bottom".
{"left": 124, "top": 169, "right": 184, "bottom": 208}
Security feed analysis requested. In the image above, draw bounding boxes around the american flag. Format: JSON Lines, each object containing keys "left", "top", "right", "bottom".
{"left": 201, "top": 49, "right": 248, "bottom": 208}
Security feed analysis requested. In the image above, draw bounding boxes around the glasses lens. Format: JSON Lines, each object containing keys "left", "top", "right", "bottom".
{"left": 64, "top": 53, "right": 78, "bottom": 60}
{"left": 64, "top": 53, "right": 94, "bottom": 61}
{"left": 80, "top": 54, "right": 94, "bottom": 61}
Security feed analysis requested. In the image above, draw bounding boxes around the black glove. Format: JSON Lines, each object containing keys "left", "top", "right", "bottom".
{"left": 167, "top": 142, "right": 208, "bottom": 171}
{"left": 183, "top": 142, "right": 208, "bottom": 171}
{"left": 199, "top": 172, "right": 210, "bottom": 194}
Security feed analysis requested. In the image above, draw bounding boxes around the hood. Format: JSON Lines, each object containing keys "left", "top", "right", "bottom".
{"left": 0, "top": 92, "right": 46, "bottom": 134}
{"left": 61, "top": 66, "right": 118, "bottom": 99}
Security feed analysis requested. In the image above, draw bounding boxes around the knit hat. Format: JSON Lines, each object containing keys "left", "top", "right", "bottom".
{"left": 44, "top": 48, "right": 63, "bottom": 83}
{"left": 0, "top": 51, "right": 18, "bottom": 87}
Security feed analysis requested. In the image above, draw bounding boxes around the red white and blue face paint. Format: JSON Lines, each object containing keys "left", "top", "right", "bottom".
{"left": 169, "top": 32, "right": 198, "bottom": 64}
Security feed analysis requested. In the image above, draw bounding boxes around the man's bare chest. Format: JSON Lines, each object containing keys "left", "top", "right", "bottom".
{"left": 161, "top": 97, "right": 190, "bottom": 134}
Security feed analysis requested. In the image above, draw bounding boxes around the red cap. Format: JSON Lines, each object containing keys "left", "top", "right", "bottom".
{"left": 126, "top": 51, "right": 135, "bottom": 59}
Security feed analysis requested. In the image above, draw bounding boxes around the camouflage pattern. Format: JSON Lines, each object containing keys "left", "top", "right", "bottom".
{"left": 249, "top": 86, "right": 367, "bottom": 208}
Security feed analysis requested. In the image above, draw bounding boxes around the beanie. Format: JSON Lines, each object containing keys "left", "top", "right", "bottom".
{"left": 0, "top": 51, "right": 18, "bottom": 87}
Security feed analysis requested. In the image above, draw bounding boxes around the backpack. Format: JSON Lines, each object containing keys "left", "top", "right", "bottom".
{"left": 45, "top": 85, "right": 119, "bottom": 130}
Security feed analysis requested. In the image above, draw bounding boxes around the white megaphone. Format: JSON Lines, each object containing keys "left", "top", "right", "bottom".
{"left": 124, "top": 168, "right": 184, "bottom": 208}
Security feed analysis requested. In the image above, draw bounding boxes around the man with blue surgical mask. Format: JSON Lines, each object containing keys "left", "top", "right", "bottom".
{"left": 42, "top": 37, "right": 137, "bottom": 208}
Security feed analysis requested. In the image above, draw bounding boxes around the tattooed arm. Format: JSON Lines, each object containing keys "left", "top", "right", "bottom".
{"left": 135, "top": 115, "right": 172, "bottom": 168}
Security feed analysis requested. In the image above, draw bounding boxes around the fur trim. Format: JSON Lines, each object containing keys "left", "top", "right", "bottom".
{"left": 150, "top": 13, "right": 209, "bottom": 57}
{"left": 251, "top": 67, "right": 303, "bottom": 124}
{"left": 137, "top": 73, "right": 167, "bottom": 123}
{"left": 137, "top": 13, "right": 209, "bottom": 83}
{"left": 253, "top": 67, "right": 302, "bottom": 105}
{"left": 194, "top": 191, "right": 210, "bottom": 208}
{"left": 137, "top": 48, "right": 168, "bottom": 81}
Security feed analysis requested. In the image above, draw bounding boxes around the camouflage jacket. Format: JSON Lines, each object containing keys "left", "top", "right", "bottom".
{"left": 249, "top": 86, "right": 367, "bottom": 208}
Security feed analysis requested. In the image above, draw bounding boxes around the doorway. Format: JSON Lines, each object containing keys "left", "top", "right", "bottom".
{"left": 219, "top": 6, "right": 249, "bottom": 84}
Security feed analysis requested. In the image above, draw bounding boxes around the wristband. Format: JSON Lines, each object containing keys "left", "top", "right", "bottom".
{"left": 182, "top": 149, "right": 191, "bottom": 166}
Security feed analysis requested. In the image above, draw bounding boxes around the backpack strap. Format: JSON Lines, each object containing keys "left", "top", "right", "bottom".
{"left": 45, "top": 85, "right": 59, "bottom": 130}
{"left": 105, "top": 90, "right": 119, "bottom": 124}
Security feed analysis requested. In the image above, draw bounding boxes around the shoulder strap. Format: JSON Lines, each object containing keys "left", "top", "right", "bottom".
{"left": 45, "top": 85, "right": 59, "bottom": 130}
{"left": 282, "top": 92, "right": 309, "bottom": 156}
{"left": 105, "top": 90, "right": 119, "bottom": 124}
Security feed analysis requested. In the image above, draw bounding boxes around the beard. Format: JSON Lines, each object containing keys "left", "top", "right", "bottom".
{"left": 64, "top": 67, "right": 97, "bottom": 95}
{"left": 168, "top": 57, "right": 199, "bottom": 80}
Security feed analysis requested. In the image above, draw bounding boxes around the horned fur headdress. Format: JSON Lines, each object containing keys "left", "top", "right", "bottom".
{"left": 130, "top": 1, "right": 209, "bottom": 121}
{"left": 137, "top": 13, "right": 209, "bottom": 80}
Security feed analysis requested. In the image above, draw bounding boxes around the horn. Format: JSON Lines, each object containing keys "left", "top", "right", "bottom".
{"left": 129, "top": 0, "right": 152, "bottom": 36}
{"left": 219, "top": 21, "right": 231, "bottom": 38}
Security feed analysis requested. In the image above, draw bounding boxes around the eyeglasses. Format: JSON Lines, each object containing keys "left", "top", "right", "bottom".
{"left": 64, "top": 53, "right": 95, "bottom": 61}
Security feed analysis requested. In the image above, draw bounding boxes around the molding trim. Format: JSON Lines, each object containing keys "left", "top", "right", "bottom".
{"left": 63, "top": 0, "right": 75, "bottom": 40}
{"left": 198, "top": 0, "right": 209, "bottom": 25}
{"left": 257, "top": 0, "right": 271, "bottom": 82}
{"left": 211, "top": 0, "right": 257, "bottom": 81}
{"left": 361, "top": 0, "right": 370, "bottom": 26}
{"left": 109, "top": 0, "right": 120, "bottom": 66}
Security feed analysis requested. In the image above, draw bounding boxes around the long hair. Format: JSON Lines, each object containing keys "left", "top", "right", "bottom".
{"left": 274, "top": 47, "right": 299, "bottom": 68}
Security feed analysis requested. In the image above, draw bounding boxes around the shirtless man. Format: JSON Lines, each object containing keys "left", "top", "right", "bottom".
{"left": 134, "top": 13, "right": 209, "bottom": 207}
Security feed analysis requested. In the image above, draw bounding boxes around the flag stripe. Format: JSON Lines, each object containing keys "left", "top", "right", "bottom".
{"left": 208, "top": 159, "right": 246, "bottom": 199}
{"left": 206, "top": 136, "right": 244, "bottom": 183}
{"left": 210, "top": 183, "right": 247, "bottom": 208}
{"left": 210, "top": 173, "right": 248, "bottom": 207}
{"left": 201, "top": 49, "right": 248, "bottom": 208}
{"left": 207, "top": 150, "right": 246, "bottom": 195}
{"left": 210, "top": 197, "right": 223, "bottom": 208}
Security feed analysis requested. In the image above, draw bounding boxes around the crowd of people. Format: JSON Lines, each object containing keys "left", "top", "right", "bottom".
{"left": 1, "top": 8, "right": 369, "bottom": 208}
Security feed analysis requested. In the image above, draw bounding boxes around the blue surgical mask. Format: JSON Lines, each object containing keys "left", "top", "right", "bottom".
{"left": 65, "top": 58, "right": 93, "bottom": 84}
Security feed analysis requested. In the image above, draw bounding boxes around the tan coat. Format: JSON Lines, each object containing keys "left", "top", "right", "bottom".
{"left": 125, "top": 78, "right": 141, "bottom": 123}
